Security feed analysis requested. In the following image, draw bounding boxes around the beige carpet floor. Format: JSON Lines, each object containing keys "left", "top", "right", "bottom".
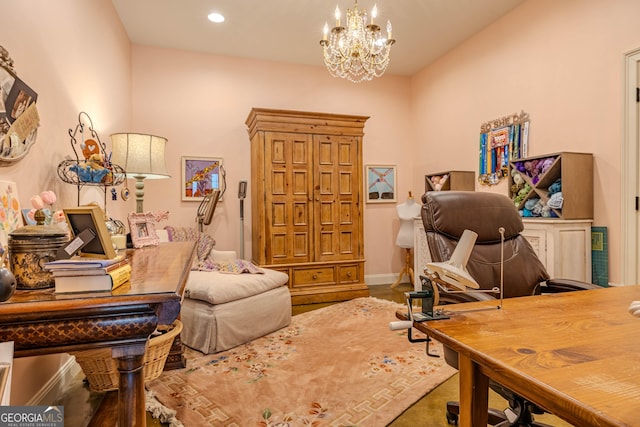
{"left": 146, "top": 297, "right": 456, "bottom": 426}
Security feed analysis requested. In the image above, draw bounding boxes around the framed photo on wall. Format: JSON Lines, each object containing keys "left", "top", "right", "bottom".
{"left": 181, "top": 156, "right": 223, "bottom": 201}
{"left": 365, "top": 165, "right": 397, "bottom": 203}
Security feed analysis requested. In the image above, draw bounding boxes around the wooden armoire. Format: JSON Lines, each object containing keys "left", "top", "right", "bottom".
{"left": 246, "top": 108, "right": 369, "bottom": 305}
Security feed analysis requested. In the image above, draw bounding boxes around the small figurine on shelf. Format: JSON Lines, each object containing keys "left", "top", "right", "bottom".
{"left": 69, "top": 154, "right": 110, "bottom": 183}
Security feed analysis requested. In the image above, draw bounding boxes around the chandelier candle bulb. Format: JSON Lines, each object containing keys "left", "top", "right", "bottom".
{"left": 335, "top": 5, "right": 340, "bottom": 26}
{"left": 387, "top": 20, "right": 392, "bottom": 39}
{"left": 371, "top": 4, "right": 377, "bottom": 25}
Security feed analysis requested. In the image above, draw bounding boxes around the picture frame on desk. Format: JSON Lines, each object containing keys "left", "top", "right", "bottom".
{"left": 128, "top": 212, "right": 160, "bottom": 248}
{"left": 63, "top": 206, "right": 117, "bottom": 259}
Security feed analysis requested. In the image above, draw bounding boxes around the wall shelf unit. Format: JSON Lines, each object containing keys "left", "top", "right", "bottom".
{"left": 424, "top": 170, "right": 475, "bottom": 192}
{"left": 508, "top": 152, "right": 593, "bottom": 220}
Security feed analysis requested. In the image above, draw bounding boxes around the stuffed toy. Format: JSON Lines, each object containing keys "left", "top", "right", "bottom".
{"left": 70, "top": 153, "right": 111, "bottom": 183}
{"left": 81, "top": 138, "right": 101, "bottom": 159}
{"left": 430, "top": 174, "right": 449, "bottom": 191}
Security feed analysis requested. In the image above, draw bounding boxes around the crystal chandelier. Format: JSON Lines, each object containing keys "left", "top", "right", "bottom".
{"left": 320, "top": 1, "right": 396, "bottom": 83}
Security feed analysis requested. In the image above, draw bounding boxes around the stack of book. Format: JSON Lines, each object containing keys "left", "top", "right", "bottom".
{"left": 44, "top": 255, "right": 131, "bottom": 293}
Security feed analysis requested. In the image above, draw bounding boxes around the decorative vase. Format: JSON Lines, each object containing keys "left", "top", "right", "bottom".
{"left": 8, "top": 209, "right": 68, "bottom": 290}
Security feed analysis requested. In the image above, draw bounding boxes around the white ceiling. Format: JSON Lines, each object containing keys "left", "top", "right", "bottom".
{"left": 111, "top": 0, "right": 525, "bottom": 77}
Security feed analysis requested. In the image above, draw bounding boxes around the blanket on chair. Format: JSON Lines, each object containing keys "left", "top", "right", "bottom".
{"left": 197, "top": 258, "right": 264, "bottom": 274}
{"left": 164, "top": 226, "right": 263, "bottom": 274}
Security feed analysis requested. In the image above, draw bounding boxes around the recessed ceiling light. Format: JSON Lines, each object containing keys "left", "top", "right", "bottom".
{"left": 208, "top": 12, "right": 224, "bottom": 23}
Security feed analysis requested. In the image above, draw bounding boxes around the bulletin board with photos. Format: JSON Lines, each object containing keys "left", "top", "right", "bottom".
{"left": 0, "top": 46, "right": 39, "bottom": 165}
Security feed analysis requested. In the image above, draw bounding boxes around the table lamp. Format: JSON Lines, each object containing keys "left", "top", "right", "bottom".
{"left": 111, "top": 133, "right": 170, "bottom": 213}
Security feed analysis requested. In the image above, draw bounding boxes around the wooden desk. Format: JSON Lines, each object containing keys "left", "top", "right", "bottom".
{"left": 405, "top": 285, "right": 640, "bottom": 427}
{"left": 0, "top": 241, "right": 195, "bottom": 427}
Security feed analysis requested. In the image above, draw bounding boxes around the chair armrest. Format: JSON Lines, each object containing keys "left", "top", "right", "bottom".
{"left": 542, "top": 278, "right": 601, "bottom": 293}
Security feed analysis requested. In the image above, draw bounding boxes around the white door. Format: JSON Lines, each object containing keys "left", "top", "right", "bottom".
{"left": 622, "top": 49, "right": 640, "bottom": 284}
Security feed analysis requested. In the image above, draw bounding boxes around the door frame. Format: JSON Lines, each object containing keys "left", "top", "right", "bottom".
{"left": 622, "top": 48, "right": 640, "bottom": 284}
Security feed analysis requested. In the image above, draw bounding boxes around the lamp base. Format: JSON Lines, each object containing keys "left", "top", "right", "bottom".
{"left": 134, "top": 175, "right": 146, "bottom": 213}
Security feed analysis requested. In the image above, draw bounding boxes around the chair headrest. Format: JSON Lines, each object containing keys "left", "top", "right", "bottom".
{"left": 421, "top": 191, "right": 524, "bottom": 243}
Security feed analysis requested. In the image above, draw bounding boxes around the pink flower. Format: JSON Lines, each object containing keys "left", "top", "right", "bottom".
{"left": 40, "top": 191, "right": 57, "bottom": 206}
{"left": 52, "top": 210, "right": 65, "bottom": 223}
{"left": 30, "top": 195, "right": 44, "bottom": 210}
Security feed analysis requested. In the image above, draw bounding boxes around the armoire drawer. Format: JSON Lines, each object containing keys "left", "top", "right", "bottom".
{"left": 292, "top": 266, "right": 335, "bottom": 286}
{"left": 339, "top": 265, "right": 359, "bottom": 284}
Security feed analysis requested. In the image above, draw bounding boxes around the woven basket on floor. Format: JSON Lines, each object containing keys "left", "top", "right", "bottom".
{"left": 71, "top": 319, "right": 182, "bottom": 392}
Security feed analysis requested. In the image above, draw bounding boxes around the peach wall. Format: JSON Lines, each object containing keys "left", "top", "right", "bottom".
{"left": 410, "top": 0, "right": 640, "bottom": 284}
{"left": 132, "top": 46, "right": 414, "bottom": 277}
{"left": 0, "top": 0, "right": 131, "bottom": 405}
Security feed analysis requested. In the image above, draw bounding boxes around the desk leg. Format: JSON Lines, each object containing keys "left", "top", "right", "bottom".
{"left": 113, "top": 345, "right": 147, "bottom": 427}
{"left": 458, "top": 354, "right": 489, "bottom": 427}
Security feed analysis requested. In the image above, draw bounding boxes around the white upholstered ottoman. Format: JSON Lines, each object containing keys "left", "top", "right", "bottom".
{"left": 180, "top": 266, "right": 291, "bottom": 354}
{"left": 158, "top": 228, "right": 291, "bottom": 354}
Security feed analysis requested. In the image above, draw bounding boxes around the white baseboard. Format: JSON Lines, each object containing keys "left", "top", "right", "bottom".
{"left": 29, "top": 358, "right": 82, "bottom": 406}
{"left": 365, "top": 273, "right": 409, "bottom": 286}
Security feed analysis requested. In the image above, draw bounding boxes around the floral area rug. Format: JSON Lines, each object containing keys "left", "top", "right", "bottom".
{"left": 146, "top": 297, "right": 456, "bottom": 426}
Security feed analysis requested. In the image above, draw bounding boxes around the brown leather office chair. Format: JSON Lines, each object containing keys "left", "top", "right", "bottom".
{"left": 420, "top": 191, "right": 598, "bottom": 426}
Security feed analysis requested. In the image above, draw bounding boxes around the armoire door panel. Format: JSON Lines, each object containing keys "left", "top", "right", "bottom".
{"left": 339, "top": 171, "right": 353, "bottom": 195}
{"left": 292, "top": 170, "right": 308, "bottom": 195}
{"left": 339, "top": 201, "right": 353, "bottom": 224}
{"left": 271, "top": 233, "right": 287, "bottom": 259}
{"left": 340, "top": 231, "right": 354, "bottom": 254}
{"left": 292, "top": 139, "right": 309, "bottom": 164}
{"left": 319, "top": 231, "right": 336, "bottom": 256}
{"left": 293, "top": 232, "right": 310, "bottom": 257}
{"left": 338, "top": 142, "right": 354, "bottom": 165}
{"left": 293, "top": 202, "right": 309, "bottom": 226}
{"left": 271, "top": 202, "right": 287, "bottom": 226}
{"left": 319, "top": 201, "right": 334, "bottom": 225}
{"left": 271, "top": 170, "right": 286, "bottom": 194}
{"left": 270, "top": 138, "right": 286, "bottom": 164}
{"left": 318, "top": 139, "right": 333, "bottom": 164}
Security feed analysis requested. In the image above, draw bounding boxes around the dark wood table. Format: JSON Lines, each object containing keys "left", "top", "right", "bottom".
{"left": 399, "top": 285, "right": 640, "bottom": 427}
{"left": 0, "top": 241, "right": 195, "bottom": 427}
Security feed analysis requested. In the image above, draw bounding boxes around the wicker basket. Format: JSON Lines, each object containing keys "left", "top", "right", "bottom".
{"left": 71, "top": 320, "right": 182, "bottom": 392}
